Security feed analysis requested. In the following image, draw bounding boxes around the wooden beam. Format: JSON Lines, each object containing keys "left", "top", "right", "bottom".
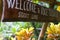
{"left": 38, "top": 22, "right": 49, "bottom": 40}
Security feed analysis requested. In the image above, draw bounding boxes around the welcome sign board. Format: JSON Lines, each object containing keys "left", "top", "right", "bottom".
{"left": 2, "top": 0, "right": 60, "bottom": 22}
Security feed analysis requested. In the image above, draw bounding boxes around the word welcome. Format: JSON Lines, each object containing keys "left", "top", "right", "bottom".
{"left": 6, "top": 0, "right": 59, "bottom": 17}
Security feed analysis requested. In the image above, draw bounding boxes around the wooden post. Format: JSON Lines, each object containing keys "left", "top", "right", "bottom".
{"left": 0, "top": 0, "right": 2, "bottom": 20}
{"left": 38, "top": 22, "right": 49, "bottom": 40}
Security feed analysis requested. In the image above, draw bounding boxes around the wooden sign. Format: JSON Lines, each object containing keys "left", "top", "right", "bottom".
{"left": 2, "top": 0, "right": 60, "bottom": 22}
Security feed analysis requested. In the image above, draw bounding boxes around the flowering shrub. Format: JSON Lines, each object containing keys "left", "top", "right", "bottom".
{"left": 15, "top": 27, "right": 34, "bottom": 40}
{"left": 46, "top": 23, "right": 60, "bottom": 40}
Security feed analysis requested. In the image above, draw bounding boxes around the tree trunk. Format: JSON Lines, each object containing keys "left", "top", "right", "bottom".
{"left": 38, "top": 22, "right": 49, "bottom": 40}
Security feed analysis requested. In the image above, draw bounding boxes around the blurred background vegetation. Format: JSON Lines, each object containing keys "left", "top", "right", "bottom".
{"left": 0, "top": 22, "right": 43, "bottom": 40}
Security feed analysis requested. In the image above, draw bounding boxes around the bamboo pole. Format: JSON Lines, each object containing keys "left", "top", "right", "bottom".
{"left": 38, "top": 22, "right": 49, "bottom": 40}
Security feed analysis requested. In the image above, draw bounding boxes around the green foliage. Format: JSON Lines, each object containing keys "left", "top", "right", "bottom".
{"left": 23, "top": 22, "right": 32, "bottom": 28}
{"left": 58, "top": 37, "right": 60, "bottom": 40}
{"left": 54, "top": 5, "right": 57, "bottom": 9}
{"left": 34, "top": 22, "right": 42, "bottom": 28}
{"left": 46, "top": 38, "right": 53, "bottom": 40}
{"left": 32, "top": 0, "right": 39, "bottom": 4}
{"left": 0, "top": 22, "right": 1, "bottom": 27}
{"left": 4, "top": 36, "right": 11, "bottom": 40}
{"left": 0, "top": 27, "right": 3, "bottom": 32}
{"left": 0, "top": 22, "right": 42, "bottom": 39}
{"left": 56, "top": 0, "right": 60, "bottom": 2}
{"left": 11, "top": 27, "right": 16, "bottom": 33}
{"left": 32, "top": 35, "right": 38, "bottom": 40}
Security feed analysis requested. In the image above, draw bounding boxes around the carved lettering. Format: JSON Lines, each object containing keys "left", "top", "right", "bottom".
{"left": 7, "top": 0, "right": 15, "bottom": 8}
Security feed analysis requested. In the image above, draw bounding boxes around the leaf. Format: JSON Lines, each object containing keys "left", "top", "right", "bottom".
{"left": 32, "top": 0, "right": 39, "bottom": 4}
{"left": 11, "top": 27, "right": 16, "bottom": 33}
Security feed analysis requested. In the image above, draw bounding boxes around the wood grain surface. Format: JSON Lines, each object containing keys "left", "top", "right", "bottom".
{"left": 0, "top": 0, "right": 60, "bottom": 22}
{"left": 0, "top": 0, "right": 2, "bottom": 21}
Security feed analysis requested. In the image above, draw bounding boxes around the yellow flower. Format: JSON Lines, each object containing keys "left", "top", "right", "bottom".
{"left": 46, "top": 27, "right": 53, "bottom": 34}
{"left": 56, "top": 23, "right": 60, "bottom": 34}
{"left": 29, "top": 27, "right": 34, "bottom": 32}
{"left": 46, "top": 23, "right": 60, "bottom": 39}
{"left": 50, "top": 23, "right": 56, "bottom": 33}
{"left": 16, "top": 36, "right": 22, "bottom": 40}
{"left": 15, "top": 27, "right": 34, "bottom": 40}
{"left": 57, "top": 6, "right": 60, "bottom": 12}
